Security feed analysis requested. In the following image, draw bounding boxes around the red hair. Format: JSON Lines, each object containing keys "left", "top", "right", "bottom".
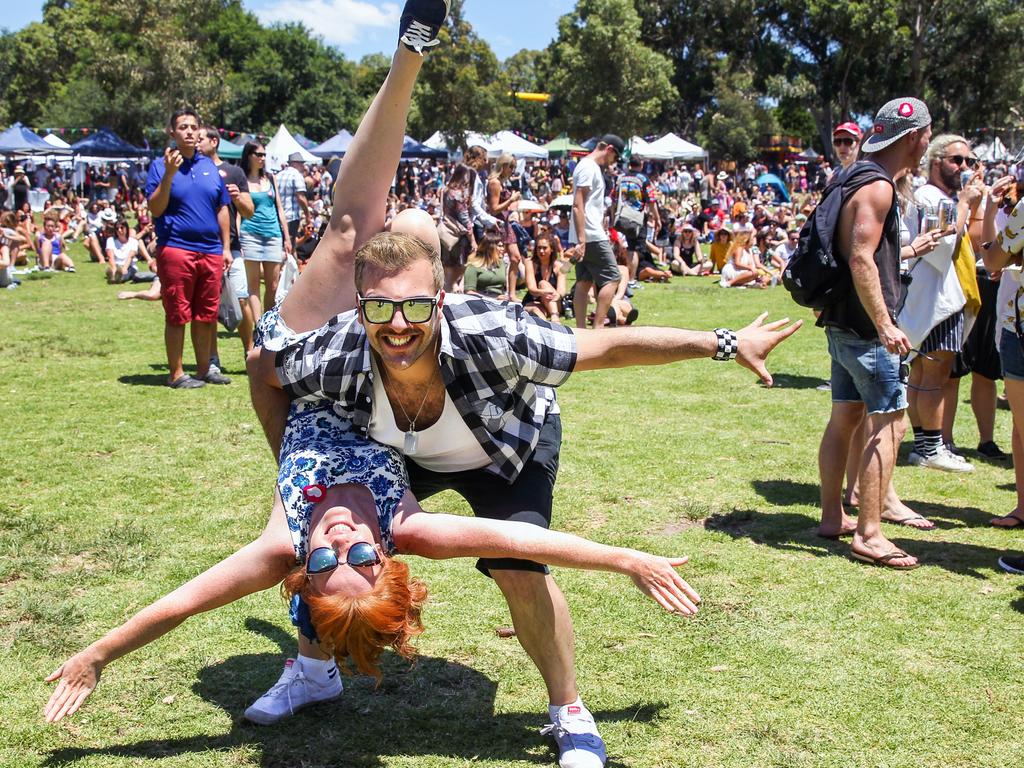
{"left": 282, "top": 557, "right": 428, "bottom": 681}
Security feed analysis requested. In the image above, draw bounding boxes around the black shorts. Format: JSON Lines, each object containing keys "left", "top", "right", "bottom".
{"left": 406, "top": 412, "right": 561, "bottom": 577}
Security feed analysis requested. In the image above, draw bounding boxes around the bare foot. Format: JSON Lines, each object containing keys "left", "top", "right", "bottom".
{"left": 818, "top": 511, "right": 858, "bottom": 539}
{"left": 881, "top": 500, "right": 935, "bottom": 530}
{"left": 851, "top": 534, "right": 918, "bottom": 569}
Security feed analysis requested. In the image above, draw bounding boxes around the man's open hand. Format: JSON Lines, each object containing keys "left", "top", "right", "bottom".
{"left": 735, "top": 311, "right": 803, "bottom": 387}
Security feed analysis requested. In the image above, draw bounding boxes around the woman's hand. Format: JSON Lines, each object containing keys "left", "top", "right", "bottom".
{"left": 625, "top": 552, "right": 701, "bottom": 615}
{"left": 989, "top": 175, "right": 1016, "bottom": 208}
{"left": 910, "top": 229, "right": 942, "bottom": 257}
{"left": 44, "top": 650, "right": 103, "bottom": 723}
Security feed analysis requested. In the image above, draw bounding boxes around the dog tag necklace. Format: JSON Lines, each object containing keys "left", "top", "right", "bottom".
{"left": 381, "top": 363, "right": 437, "bottom": 455}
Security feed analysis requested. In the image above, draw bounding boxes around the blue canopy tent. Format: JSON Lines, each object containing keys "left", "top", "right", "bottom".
{"left": 292, "top": 132, "right": 319, "bottom": 150}
{"left": 0, "top": 122, "right": 70, "bottom": 155}
{"left": 71, "top": 128, "right": 149, "bottom": 157}
{"left": 755, "top": 173, "right": 791, "bottom": 203}
{"left": 310, "top": 129, "right": 354, "bottom": 158}
{"left": 400, "top": 135, "right": 446, "bottom": 159}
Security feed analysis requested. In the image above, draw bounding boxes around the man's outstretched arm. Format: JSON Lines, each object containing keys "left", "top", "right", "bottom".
{"left": 572, "top": 312, "right": 802, "bottom": 387}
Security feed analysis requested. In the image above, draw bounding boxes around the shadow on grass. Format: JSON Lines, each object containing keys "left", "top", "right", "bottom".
{"left": 706, "top": 505, "right": 1004, "bottom": 579}
{"left": 751, "top": 479, "right": 994, "bottom": 529}
{"left": 44, "top": 618, "right": 665, "bottom": 768}
{"left": 763, "top": 372, "right": 829, "bottom": 390}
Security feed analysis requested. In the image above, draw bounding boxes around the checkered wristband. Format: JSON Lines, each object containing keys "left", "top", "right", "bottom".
{"left": 712, "top": 328, "right": 738, "bottom": 361}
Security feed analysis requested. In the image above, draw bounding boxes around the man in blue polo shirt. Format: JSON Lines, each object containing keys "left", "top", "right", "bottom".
{"left": 146, "top": 108, "right": 232, "bottom": 389}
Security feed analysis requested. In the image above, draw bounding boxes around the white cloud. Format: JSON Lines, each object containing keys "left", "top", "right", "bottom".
{"left": 255, "top": 0, "right": 400, "bottom": 46}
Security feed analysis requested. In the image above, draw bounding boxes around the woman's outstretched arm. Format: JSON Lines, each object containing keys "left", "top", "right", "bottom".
{"left": 394, "top": 512, "right": 701, "bottom": 615}
{"left": 44, "top": 507, "right": 295, "bottom": 723}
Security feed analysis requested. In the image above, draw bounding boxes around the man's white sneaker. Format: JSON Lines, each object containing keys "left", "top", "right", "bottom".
{"left": 243, "top": 658, "right": 343, "bottom": 725}
{"left": 915, "top": 446, "right": 974, "bottom": 473}
{"left": 540, "top": 702, "right": 607, "bottom": 768}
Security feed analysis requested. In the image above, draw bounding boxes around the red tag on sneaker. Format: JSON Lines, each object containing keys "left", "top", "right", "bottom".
{"left": 567, "top": 706, "right": 581, "bottom": 715}
{"left": 303, "top": 484, "right": 327, "bottom": 502}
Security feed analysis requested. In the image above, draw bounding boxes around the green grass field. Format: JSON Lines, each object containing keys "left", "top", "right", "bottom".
{"left": 2, "top": 242, "right": 1022, "bottom": 768}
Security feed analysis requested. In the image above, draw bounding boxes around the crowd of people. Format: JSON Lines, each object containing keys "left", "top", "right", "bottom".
{"left": 10, "top": 2, "right": 1024, "bottom": 766}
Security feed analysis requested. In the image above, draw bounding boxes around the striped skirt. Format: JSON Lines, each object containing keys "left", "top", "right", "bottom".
{"left": 920, "top": 310, "right": 965, "bottom": 354}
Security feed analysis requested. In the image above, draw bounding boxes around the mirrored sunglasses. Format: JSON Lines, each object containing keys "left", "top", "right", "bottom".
{"left": 306, "top": 541, "right": 381, "bottom": 576}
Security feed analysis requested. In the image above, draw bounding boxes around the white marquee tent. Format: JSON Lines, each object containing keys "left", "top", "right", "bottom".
{"left": 265, "top": 124, "right": 318, "bottom": 170}
{"left": 629, "top": 136, "right": 673, "bottom": 160}
{"left": 644, "top": 132, "right": 706, "bottom": 161}
{"left": 487, "top": 131, "right": 548, "bottom": 159}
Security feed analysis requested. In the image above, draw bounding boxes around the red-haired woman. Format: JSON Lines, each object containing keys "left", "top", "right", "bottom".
{"left": 44, "top": 430, "right": 698, "bottom": 724}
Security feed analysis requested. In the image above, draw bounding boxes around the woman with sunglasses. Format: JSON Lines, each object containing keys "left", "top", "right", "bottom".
{"left": 43, "top": 425, "right": 697, "bottom": 724}
{"left": 240, "top": 141, "right": 292, "bottom": 320}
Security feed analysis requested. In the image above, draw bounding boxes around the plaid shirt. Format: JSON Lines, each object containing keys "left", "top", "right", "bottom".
{"left": 276, "top": 293, "right": 578, "bottom": 483}
{"left": 275, "top": 166, "right": 306, "bottom": 222}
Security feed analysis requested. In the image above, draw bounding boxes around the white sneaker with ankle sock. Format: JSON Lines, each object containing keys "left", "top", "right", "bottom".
{"left": 541, "top": 698, "right": 607, "bottom": 768}
{"left": 243, "top": 656, "right": 343, "bottom": 725}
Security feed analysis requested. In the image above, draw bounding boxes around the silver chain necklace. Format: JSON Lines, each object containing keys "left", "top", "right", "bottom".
{"left": 379, "top": 359, "right": 439, "bottom": 455}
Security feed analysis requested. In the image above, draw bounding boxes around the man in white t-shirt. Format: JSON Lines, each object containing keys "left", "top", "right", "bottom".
{"left": 568, "top": 134, "right": 624, "bottom": 329}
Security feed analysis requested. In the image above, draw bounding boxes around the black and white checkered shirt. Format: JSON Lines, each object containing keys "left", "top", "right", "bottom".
{"left": 276, "top": 293, "right": 578, "bottom": 483}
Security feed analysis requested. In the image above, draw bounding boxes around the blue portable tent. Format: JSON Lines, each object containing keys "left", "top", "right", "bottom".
{"left": 0, "top": 122, "right": 69, "bottom": 155}
{"left": 310, "top": 129, "right": 354, "bottom": 158}
{"left": 71, "top": 128, "right": 148, "bottom": 157}
{"left": 401, "top": 135, "right": 446, "bottom": 159}
{"left": 292, "top": 132, "right": 319, "bottom": 150}
{"left": 755, "top": 173, "right": 791, "bottom": 203}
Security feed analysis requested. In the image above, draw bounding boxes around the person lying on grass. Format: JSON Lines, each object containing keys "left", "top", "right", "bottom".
{"left": 43, "top": 432, "right": 700, "bottom": 724}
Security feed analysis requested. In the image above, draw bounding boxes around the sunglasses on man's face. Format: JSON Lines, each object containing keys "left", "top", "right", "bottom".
{"left": 943, "top": 155, "right": 979, "bottom": 169}
{"left": 358, "top": 292, "right": 440, "bottom": 324}
{"left": 833, "top": 137, "right": 858, "bottom": 148}
{"left": 306, "top": 541, "right": 381, "bottom": 576}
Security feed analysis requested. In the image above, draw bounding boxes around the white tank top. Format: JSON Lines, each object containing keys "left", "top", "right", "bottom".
{"left": 368, "top": 357, "right": 491, "bottom": 472}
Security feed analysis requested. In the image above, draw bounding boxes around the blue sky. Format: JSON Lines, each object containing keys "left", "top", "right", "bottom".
{"left": 8, "top": 0, "right": 574, "bottom": 61}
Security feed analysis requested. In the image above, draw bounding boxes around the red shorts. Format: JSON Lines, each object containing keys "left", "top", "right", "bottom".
{"left": 156, "top": 246, "right": 222, "bottom": 326}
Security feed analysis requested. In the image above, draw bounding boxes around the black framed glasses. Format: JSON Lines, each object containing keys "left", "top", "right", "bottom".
{"left": 357, "top": 292, "right": 440, "bottom": 324}
{"left": 833, "top": 137, "right": 857, "bottom": 147}
{"left": 306, "top": 542, "right": 381, "bottom": 576}
{"left": 943, "top": 155, "right": 980, "bottom": 169}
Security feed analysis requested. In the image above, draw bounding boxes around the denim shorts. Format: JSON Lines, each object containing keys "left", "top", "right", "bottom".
{"left": 826, "top": 327, "right": 907, "bottom": 414}
{"left": 239, "top": 230, "right": 284, "bottom": 263}
{"left": 999, "top": 328, "right": 1024, "bottom": 381}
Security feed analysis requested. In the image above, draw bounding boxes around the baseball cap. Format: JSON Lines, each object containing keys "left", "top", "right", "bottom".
{"left": 833, "top": 122, "right": 863, "bottom": 140}
{"left": 861, "top": 98, "right": 931, "bottom": 154}
{"left": 600, "top": 134, "right": 626, "bottom": 156}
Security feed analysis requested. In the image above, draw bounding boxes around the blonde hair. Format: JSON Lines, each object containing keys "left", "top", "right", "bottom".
{"left": 468, "top": 233, "right": 503, "bottom": 270}
{"left": 354, "top": 232, "right": 443, "bottom": 293}
{"left": 489, "top": 153, "right": 516, "bottom": 182}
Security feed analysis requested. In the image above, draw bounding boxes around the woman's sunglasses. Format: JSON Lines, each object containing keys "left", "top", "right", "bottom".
{"left": 357, "top": 292, "right": 440, "bottom": 324}
{"left": 306, "top": 542, "right": 381, "bottom": 576}
{"left": 254, "top": 152, "right": 267, "bottom": 158}
{"left": 833, "top": 137, "right": 858, "bottom": 148}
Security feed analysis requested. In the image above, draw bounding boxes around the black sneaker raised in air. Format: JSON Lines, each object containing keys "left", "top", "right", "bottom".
{"left": 399, "top": 0, "right": 450, "bottom": 53}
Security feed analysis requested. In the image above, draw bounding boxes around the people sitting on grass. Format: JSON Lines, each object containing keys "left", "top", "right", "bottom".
{"left": 719, "top": 230, "right": 765, "bottom": 288}
{"left": 522, "top": 232, "right": 566, "bottom": 323}
{"left": 105, "top": 218, "right": 155, "bottom": 284}
{"left": 85, "top": 209, "right": 117, "bottom": 264}
{"left": 37, "top": 215, "right": 75, "bottom": 272}
{"left": 669, "top": 222, "right": 705, "bottom": 276}
{"left": 463, "top": 233, "right": 507, "bottom": 299}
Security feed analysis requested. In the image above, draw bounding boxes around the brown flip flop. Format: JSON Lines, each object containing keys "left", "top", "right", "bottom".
{"left": 850, "top": 548, "right": 919, "bottom": 570}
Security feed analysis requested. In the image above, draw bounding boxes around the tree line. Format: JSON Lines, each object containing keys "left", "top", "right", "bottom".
{"left": 2, "top": 0, "right": 1022, "bottom": 162}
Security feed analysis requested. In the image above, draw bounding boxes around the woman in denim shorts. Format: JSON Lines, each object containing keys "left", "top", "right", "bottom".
{"left": 240, "top": 141, "right": 291, "bottom": 319}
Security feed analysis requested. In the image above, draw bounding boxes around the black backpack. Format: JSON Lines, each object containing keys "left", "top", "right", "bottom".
{"left": 782, "top": 161, "right": 892, "bottom": 309}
